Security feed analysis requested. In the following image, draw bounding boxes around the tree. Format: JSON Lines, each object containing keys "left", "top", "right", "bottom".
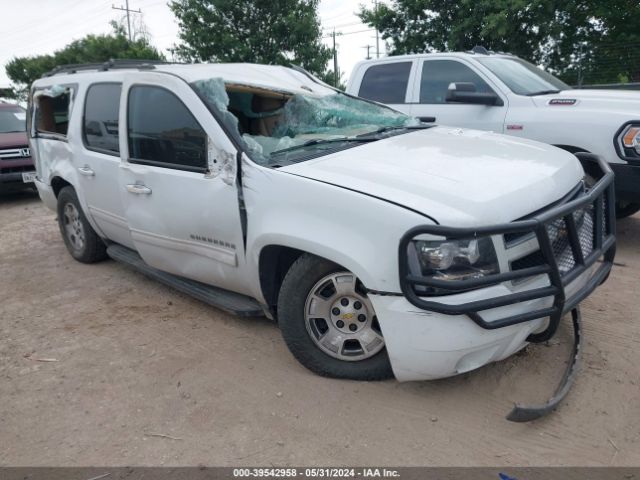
{"left": 169, "top": 0, "right": 334, "bottom": 84}
{"left": 358, "top": 0, "right": 640, "bottom": 85}
{"left": 5, "top": 24, "right": 164, "bottom": 101}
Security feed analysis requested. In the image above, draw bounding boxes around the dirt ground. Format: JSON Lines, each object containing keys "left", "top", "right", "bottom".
{"left": 0, "top": 190, "right": 639, "bottom": 467}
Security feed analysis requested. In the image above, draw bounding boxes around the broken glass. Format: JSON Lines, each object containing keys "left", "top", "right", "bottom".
{"left": 193, "top": 78, "right": 420, "bottom": 166}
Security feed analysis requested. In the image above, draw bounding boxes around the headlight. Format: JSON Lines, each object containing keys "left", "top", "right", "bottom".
{"left": 620, "top": 124, "right": 640, "bottom": 154}
{"left": 407, "top": 236, "right": 499, "bottom": 295}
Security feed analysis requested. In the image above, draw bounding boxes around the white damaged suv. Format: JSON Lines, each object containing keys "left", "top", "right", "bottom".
{"left": 29, "top": 61, "right": 616, "bottom": 421}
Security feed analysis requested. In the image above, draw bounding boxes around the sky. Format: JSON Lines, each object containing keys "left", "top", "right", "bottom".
{"left": 0, "top": 0, "right": 387, "bottom": 88}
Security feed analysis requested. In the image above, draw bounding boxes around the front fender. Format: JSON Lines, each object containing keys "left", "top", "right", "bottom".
{"left": 242, "top": 161, "right": 433, "bottom": 301}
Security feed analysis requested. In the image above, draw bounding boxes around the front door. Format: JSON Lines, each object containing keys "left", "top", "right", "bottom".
{"left": 410, "top": 58, "right": 508, "bottom": 132}
{"left": 118, "top": 73, "right": 247, "bottom": 293}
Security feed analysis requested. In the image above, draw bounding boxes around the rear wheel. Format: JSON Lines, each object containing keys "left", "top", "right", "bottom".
{"left": 57, "top": 186, "right": 107, "bottom": 263}
{"left": 277, "top": 254, "right": 393, "bottom": 380}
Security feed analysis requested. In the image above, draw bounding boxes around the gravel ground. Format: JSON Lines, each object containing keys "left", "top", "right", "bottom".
{"left": 0, "top": 190, "right": 639, "bottom": 466}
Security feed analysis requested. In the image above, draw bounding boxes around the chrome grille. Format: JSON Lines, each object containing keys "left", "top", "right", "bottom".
{"left": 0, "top": 147, "right": 31, "bottom": 160}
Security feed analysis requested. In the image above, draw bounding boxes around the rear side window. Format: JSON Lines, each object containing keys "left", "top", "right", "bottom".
{"left": 358, "top": 62, "right": 412, "bottom": 104}
{"left": 84, "top": 83, "right": 122, "bottom": 155}
{"left": 35, "top": 90, "right": 71, "bottom": 137}
{"left": 420, "top": 60, "right": 493, "bottom": 104}
{"left": 127, "top": 86, "right": 207, "bottom": 172}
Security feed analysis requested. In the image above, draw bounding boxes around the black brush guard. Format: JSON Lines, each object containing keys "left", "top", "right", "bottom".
{"left": 398, "top": 153, "right": 616, "bottom": 421}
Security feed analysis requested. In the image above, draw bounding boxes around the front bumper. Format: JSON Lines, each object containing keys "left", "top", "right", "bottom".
{"left": 377, "top": 153, "right": 615, "bottom": 421}
{"left": 0, "top": 169, "right": 36, "bottom": 188}
{"left": 371, "top": 259, "right": 600, "bottom": 381}
{"left": 610, "top": 161, "right": 640, "bottom": 202}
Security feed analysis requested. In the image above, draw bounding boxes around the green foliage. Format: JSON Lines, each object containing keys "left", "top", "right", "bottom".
{"left": 169, "top": 0, "right": 332, "bottom": 81}
{"left": 359, "top": 0, "right": 640, "bottom": 86}
{"left": 4, "top": 25, "right": 164, "bottom": 101}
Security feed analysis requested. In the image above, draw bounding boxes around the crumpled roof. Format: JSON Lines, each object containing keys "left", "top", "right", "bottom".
{"left": 159, "top": 63, "right": 335, "bottom": 97}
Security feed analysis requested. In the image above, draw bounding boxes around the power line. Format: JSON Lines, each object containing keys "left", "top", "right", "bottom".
{"left": 322, "top": 28, "right": 375, "bottom": 39}
{"left": 1, "top": 8, "right": 115, "bottom": 54}
{"left": 323, "top": 21, "right": 362, "bottom": 31}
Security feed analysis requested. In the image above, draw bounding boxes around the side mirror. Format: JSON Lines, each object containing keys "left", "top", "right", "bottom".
{"left": 446, "top": 82, "right": 503, "bottom": 106}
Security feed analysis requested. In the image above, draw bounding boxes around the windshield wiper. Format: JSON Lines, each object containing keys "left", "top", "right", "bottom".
{"left": 527, "top": 89, "right": 561, "bottom": 96}
{"left": 357, "top": 124, "right": 432, "bottom": 138}
{"left": 271, "top": 137, "right": 377, "bottom": 156}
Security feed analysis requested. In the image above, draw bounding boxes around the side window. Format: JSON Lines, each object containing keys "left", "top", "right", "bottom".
{"left": 127, "top": 86, "right": 207, "bottom": 171}
{"left": 35, "top": 90, "right": 71, "bottom": 137}
{"left": 420, "top": 60, "right": 493, "bottom": 104}
{"left": 84, "top": 83, "right": 122, "bottom": 155}
{"left": 358, "top": 62, "right": 412, "bottom": 104}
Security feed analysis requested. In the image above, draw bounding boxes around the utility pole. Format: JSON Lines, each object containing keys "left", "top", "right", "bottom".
{"left": 112, "top": 0, "right": 141, "bottom": 42}
{"left": 362, "top": 45, "right": 374, "bottom": 60}
{"left": 332, "top": 28, "right": 339, "bottom": 87}
{"left": 374, "top": 0, "right": 380, "bottom": 58}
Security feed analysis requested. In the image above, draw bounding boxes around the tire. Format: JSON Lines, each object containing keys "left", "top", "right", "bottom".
{"left": 615, "top": 200, "right": 640, "bottom": 219}
{"left": 277, "top": 253, "right": 393, "bottom": 380}
{"left": 57, "top": 186, "right": 107, "bottom": 263}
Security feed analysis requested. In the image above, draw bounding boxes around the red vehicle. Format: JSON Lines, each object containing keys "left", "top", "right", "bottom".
{"left": 0, "top": 101, "right": 36, "bottom": 191}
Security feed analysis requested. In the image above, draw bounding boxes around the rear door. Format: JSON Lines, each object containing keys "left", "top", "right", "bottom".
{"left": 118, "top": 72, "right": 248, "bottom": 293}
{"left": 77, "top": 82, "right": 133, "bottom": 248}
{"left": 410, "top": 58, "right": 508, "bottom": 131}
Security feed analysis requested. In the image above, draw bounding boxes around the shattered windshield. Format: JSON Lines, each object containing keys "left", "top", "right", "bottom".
{"left": 193, "top": 78, "right": 420, "bottom": 166}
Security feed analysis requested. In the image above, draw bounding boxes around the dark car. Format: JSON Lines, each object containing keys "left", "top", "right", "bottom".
{"left": 0, "top": 101, "right": 36, "bottom": 191}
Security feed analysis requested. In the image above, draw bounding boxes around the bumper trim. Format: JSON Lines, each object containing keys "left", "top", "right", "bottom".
{"left": 506, "top": 308, "right": 582, "bottom": 422}
{"left": 398, "top": 153, "right": 616, "bottom": 342}
{"left": 0, "top": 171, "right": 35, "bottom": 183}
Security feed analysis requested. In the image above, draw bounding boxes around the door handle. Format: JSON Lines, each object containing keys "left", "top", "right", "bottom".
{"left": 418, "top": 116, "right": 436, "bottom": 123}
{"left": 78, "top": 165, "right": 95, "bottom": 176}
{"left": 126, "top": 184, "right": 152, "bottom": 195}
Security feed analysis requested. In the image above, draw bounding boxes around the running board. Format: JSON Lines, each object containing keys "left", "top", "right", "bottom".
{"left": 106, "top": 244, "right": 264, "bottom": 317}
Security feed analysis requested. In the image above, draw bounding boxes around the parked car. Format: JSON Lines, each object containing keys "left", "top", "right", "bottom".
{"left": 0, "top": 101, "right": 36, "bottom": 191}
{"left": 29, "top": 61, "right": 615, "bottom": 421}
{"left": 346, "top": 47, "right": 640, "bottom": 218}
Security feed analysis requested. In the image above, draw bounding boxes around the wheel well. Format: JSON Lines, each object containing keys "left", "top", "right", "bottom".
{"left": 554, "top": 144, "right": 589, "bottom": 155}
{"left": 51, "top": 177, "right": 72, "bottom": 198}
{"left": 258, "top": 245, "right": 305, "bottom": 312}
{"left": 553, "top": 145, "right": 600, "bottom": 178}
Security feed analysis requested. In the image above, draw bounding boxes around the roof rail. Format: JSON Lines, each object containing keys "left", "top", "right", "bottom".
{"left": 42, "top": 59, "right": 170, "bottom": 78}
{"left": 471, "top": 45, "right": 490, "bottom": 55}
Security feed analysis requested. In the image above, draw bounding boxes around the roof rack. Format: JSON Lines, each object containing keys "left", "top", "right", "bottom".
{"left": 43, "top": 59, "right": 170, "bottom": 78}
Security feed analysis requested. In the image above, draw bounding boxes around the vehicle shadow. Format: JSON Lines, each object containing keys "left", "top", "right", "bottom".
{"left": 614, "top": 212, "right": 640, "bottom": 252}
{"left": 0, "top": 188, "right": 40, "bottom": 206}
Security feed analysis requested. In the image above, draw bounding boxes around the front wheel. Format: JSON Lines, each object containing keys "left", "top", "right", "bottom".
{"left": 615, "top": 200, "right": 640, "bottom": 219}
{"left": 277, "top": 254, "right": 393, "bottom": 380}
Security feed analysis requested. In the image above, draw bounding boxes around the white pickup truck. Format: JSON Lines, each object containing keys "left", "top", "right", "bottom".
{"left": 28, "top": 61, "right": 615, "bottom": 421}
{"left": 346, "top": 48, "right": 640, "bottom": 218}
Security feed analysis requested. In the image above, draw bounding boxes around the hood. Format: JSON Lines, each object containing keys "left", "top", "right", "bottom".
{"left": 0, "top": 131, "right": 29, "bottom": 148}
{"left": 532, "top": 89, "right": 640, "bottom": 114}
{"left": 280, "top": 126, "right": 584, "bottom": 227}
